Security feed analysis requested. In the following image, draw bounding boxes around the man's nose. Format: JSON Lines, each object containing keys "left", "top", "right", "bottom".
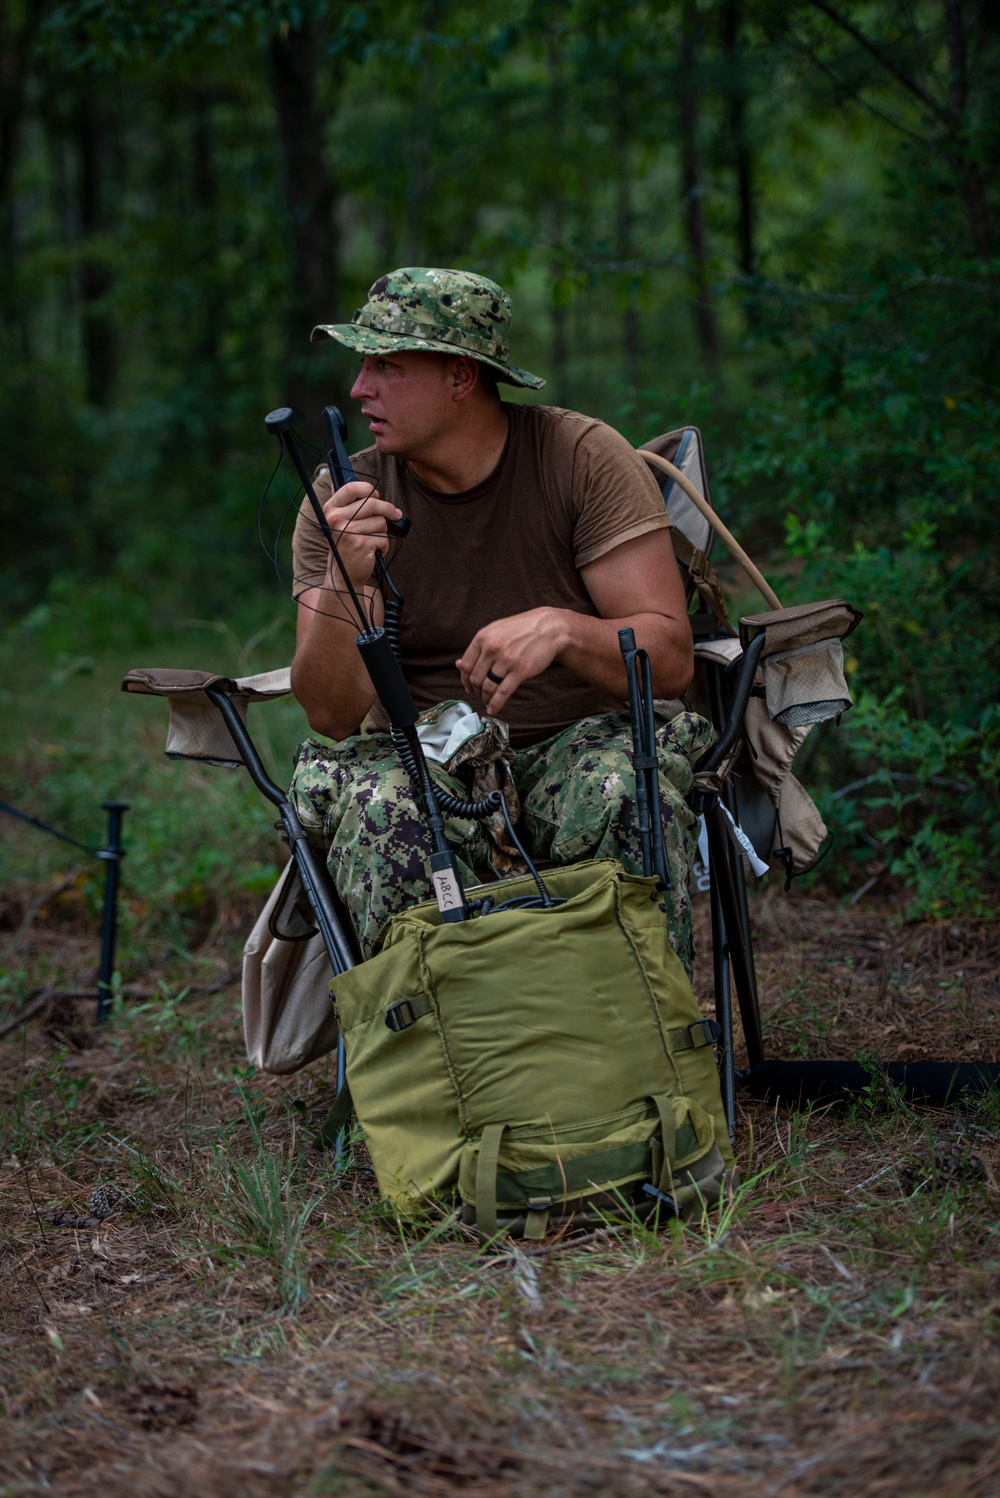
{"left": 350, "top": 365, "right": 374, "bottom": 401}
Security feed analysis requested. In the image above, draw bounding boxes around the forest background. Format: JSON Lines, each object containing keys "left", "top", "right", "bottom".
{"left": 1, "top": 0, "right": 998, "bottom": 940}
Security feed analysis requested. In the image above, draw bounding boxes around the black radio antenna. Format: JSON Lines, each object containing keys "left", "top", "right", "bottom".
{"left": 265, "top": 406, "right": 467, "bottom": 923}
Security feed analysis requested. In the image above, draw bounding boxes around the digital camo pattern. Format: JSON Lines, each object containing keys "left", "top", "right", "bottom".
{"left": 288, "top": 709, "right": 713, "bottom": 973}
{"left": 310, "top": 266, "right": 546, "bottom": 389}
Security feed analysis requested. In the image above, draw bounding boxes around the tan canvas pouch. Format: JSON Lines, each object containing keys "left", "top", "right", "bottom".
{"left": 691, "top": 605, "right": 862, "bottom": 872}
{"left": 739, "top": 598, "right": 862, "bottom": 656}
{"left": 242, "top": 860, "right": 339, "bottom": 1075}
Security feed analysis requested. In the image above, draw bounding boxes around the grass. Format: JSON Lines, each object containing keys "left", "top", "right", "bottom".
{"left": 2, "top": 616, "right": 999, "bottom": 1495}
{"left": 0, "top": 601, "right": 306, "bottom": 968}
{"left": 2, "top": 885, "right": 999, "bottom": 1497}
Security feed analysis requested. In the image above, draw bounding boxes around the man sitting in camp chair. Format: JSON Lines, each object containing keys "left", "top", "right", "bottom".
{"left": 288, "top": 267, "right": 712, "bottom": 970}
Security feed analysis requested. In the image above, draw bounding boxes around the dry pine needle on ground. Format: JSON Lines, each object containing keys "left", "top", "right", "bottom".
{"left": 1, "top": 884, "right": 999, "bottom": 1496}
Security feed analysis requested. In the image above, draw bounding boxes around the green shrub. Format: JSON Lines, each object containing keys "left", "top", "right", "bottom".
{"left": 817, "top": 695, "right": 999, "bottom": 917}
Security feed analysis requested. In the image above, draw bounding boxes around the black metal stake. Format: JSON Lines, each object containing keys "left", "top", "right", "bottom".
{"left": 96, "top": 801, "right": 128, "bottom": 1023}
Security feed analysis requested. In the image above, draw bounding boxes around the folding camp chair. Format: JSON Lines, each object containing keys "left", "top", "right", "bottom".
{"left": 632, "top": 430, "right": 860, "bottom": 1121}
{"left": 122, "top": 419, "right": 862, "bottom": 1142}
{"left": 625, "top": 432, "right": 996, "bottom": 1113}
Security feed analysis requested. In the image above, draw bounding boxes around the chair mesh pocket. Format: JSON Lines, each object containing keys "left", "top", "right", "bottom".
{"left": 761, "top": 636, "right": 852, "bottom": 728}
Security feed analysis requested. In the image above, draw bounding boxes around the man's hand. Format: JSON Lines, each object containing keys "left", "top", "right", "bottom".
{"left": 310, "top": 466, "right": 404, "bottom": 591}
{"left": 456, "top": 607, "right": 565, "bottom": 717}
{"left": 455, "top": 531, "right": 695, "bottom": 719}
{"left": 291, "top": 467, "right": 399, "bottom": 741}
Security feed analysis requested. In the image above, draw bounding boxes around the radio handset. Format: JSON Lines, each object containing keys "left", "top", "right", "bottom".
{"left": 321, "top": 405, "right": 411, "bottom": 538}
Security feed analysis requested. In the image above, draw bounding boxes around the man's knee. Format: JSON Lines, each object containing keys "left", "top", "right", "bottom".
{"left": 555, "top": 725, "right": 637, "bottom": 824}
{"left": 290, "top": 734, "right": 418, "bottom": 842}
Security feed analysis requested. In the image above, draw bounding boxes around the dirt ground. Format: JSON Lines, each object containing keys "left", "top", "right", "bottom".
{"left": 2, "top": 881, "right": 999, "bottom": 1497}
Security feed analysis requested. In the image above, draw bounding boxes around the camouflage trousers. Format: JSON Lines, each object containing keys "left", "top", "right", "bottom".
{"left": 288, "top": 709, "right": 713, "bottom": 974}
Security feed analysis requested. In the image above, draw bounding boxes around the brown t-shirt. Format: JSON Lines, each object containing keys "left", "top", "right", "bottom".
{"left": 292, "top": 403, "right": 671, "bottom": 747}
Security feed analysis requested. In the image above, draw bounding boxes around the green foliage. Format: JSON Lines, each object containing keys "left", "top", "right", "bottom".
{"left": 0, "top": 591, "right": 301, "bottom": 963}
{"left": 722, "top": 368, "right": 999, "bottom": 908}
{"left": 716, "top": 197, "right": 998, "bottom": 912}
{"left": 818, "top": 694, "right": 1000, "bottom": 918}
{"left": 2, "top": 0, "right": 998, "bottom": 915}
{"left": 0, "top": 347, "right": 105, "bottom": 620}
{"left": 779, "top": 514, "right": 995, "bottom": 725}
{"left": 206, "top": 1069, "right": 323, "bottom": 1313}
{"left": 1, "top": 1047, "right": 104, "bottom": 1162}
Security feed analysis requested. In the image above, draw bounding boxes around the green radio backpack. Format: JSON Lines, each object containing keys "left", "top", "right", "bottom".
{"left": 325, "top": 859, "right": 735, "bottom": 1240}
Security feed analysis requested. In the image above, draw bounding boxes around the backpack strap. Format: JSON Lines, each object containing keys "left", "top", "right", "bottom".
{"left": 523, "top": 1198, "right": 553, "bottom": 1241}
{"left": 475, "top": 1124, "right": 552, "bottom": 1242}
{"left": 666, "top": 1019, "right": 722, "bottom": 1054}
{"left": 313, "top": 1080, "right": 354, "bottom": 1151}
{"left": 475, "top": 1122, "right": 507, "bottom": 1241}
{"left": 652, "top": 1094, "right": 678, "bottom": 1193}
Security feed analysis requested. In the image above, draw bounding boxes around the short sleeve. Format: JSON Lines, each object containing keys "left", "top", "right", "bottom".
{"left": 291, "top": 500, "right": 333, "bottom": 597}
{"left": 290, "top": 447, "right": 382, "bottom": 599}
{"left": 570, "top": 422, "right": 672, "bottom": 569}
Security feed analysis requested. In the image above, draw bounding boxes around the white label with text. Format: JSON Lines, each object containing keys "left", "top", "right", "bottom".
{"left": 432, "top": 868, "right": 463, "bottom": 911}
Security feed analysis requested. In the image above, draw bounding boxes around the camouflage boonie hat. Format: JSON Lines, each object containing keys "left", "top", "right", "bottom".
{"left": 311, "top": 267, "right": 545, "bottom": 390}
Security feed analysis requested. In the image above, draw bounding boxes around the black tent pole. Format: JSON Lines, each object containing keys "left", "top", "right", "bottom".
{"left": 96, "top": 801, "right": 128, "bottom": 1023}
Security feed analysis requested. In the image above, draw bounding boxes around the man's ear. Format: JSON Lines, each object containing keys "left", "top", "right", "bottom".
{"left": 449, "top": 355, "right": 480, "bottom": 402}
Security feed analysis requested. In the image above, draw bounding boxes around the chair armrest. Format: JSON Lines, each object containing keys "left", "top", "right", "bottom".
{"left": 121, "top": 666, "right": 293, "bottom": 766}
{"left": 739, "top": 599, "right": 862, "bottom": 655}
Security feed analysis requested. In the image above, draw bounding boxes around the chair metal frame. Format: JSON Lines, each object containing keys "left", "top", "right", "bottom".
{"left": 642, "top": 426, "right": 774, "bottom": 1124}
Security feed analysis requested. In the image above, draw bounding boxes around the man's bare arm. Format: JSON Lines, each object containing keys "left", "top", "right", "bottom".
{"left": 290, "top": 471, "right": 402, "bottom": 740}
{"left": 455, "top": 529, "right": 693, "bottom": 717}
{"left": 291, "top": 583, "right": 382, "bottom": 740}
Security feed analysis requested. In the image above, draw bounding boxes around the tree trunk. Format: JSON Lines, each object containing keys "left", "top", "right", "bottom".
{"left": 77, "top": 90, "right": 118, "bottom": 407}
{"left": 549, "top": 223, "right": 570, "bottom": 407}
{"left": 615, "top": 103, "right": 640, "bottom": 391}
{"left": 0, "top": 3, "right": 48, "bottom": 203}
{"left": 679, "top": 0, "right": 721, "bottom": 379}
{"left": 943, "top": 0, "right": 992, "bottom": 260}
{"left": 400, "top": 20, "right": 437, "bottom": 265}
{"left": 0, "top": 4, "right": 47, "bottom": 341}
{"left": 269, "top": 21, "right": 338, "bottom": 419}
{"left": 547, "top": 29, "right": 570, "bottom": 405}
{"left": 722, "top": 0, "right": 755, "bottom": 279}
{"left": 191, "top": 90, "right": 225, "bottom": 463}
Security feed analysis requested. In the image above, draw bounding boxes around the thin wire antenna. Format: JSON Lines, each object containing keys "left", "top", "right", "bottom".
{"left": 260, "top": 442, "right": 400, "bottom": 628}
{"left": 259, "top": 454, "right": 361, "bottom": 628}
{"left": 266, "top": 416, "right": 370, "bottom": 632}
{"left": 259, "top": 412, "right": 408, "bottom": 631}
{"left": 257, "top": 449, "right": 284, "bottom": 555}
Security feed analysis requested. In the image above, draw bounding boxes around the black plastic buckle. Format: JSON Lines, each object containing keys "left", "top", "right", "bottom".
{"left": 688, "top": 1018, "right": 722, "bottom": 1049}
{"left": 385, "top": 999, "right": 417, "bottom": 1033}
{"left": 642, "top": 1183, "right": 678, "bottom": 1216}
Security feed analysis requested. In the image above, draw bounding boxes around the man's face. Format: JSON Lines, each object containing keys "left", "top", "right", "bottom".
{"left": 349, "top": 351, "right": 457, "bottom": 458}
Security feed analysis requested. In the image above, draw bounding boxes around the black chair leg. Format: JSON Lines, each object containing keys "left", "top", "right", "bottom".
{"left": 721, "top": 782, "right": 765, "bottom": 1067}
{"left": 705, "top": 802, "right": 766, "bottom": 1139}
{"left": 708, "top": 834, "right": 737, "bottom": 1138}
{"left": 204, "top": 685, "right": 359, "bottom": 1158}
{"left": 700, "top": 654, "right": 767, "bottom": 1097}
